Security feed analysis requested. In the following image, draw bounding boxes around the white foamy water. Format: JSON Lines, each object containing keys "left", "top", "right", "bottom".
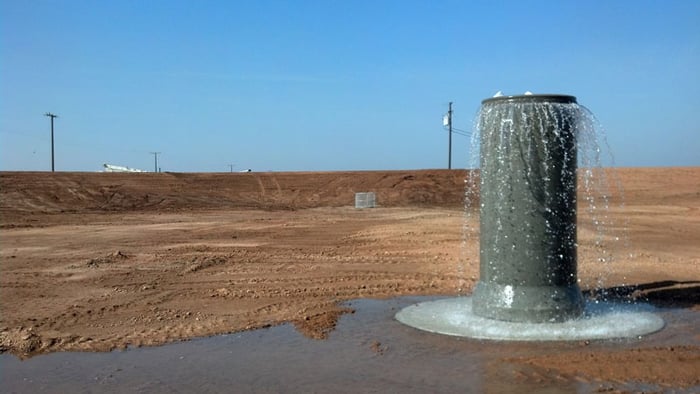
{"left": 396, "top": 297, "right": 665, "bottom": 341}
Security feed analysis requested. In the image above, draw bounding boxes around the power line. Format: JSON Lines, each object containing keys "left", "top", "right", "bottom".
{"left": 452, "top": 127, "right": 472, "bottom": 135}
{"left": 44, "top": 113, "right": 58, "bottom": 172}
{"left": 444, "top": 127, "right": 471, "bottom": 137}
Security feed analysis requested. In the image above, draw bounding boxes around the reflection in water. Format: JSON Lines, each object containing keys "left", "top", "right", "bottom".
{"left": 1, "top": 297, "right": 693, "bottom": 393}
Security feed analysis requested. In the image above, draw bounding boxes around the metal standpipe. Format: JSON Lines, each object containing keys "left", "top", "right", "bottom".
{"left": 472, "top": 94, "right": 584, "bottom": 323}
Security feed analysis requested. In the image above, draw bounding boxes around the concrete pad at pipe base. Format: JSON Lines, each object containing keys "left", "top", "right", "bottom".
{"left": 395, "top": 297, "right": 665, "bottom": 341}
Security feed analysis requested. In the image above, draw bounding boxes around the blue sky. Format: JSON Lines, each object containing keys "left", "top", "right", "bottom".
{"left": 1, "top": 0, "right": 698, "bottom": 172}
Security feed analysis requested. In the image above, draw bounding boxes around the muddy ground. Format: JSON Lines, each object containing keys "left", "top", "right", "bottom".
{"left": 1, "top": 168, "right": 699, "bottom": 389}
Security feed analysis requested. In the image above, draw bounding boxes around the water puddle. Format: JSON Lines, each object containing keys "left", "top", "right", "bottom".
{"left": 2, "top": 296, "right": 698, "bottom": 393}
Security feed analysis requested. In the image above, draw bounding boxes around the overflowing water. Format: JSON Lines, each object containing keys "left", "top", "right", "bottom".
{"left": 396, "top": 297, "right": 664, "bottom": 341}
{"left": 399, "top": 93, "right": 664, "bottom": 340}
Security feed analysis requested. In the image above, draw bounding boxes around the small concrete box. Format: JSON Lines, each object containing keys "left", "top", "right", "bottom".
{"left": 354, "top": 192, "right": 376, "bottom": 208}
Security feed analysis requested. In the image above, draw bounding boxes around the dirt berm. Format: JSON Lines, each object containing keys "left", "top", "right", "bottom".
{"left": 0, "top": 169, "right": 468, "bottom": 216}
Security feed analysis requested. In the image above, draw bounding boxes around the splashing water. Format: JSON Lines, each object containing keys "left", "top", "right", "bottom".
{"left": 400, "top": 94, "right": 663, "bottom": 340}
{"left": 460, "top": 97, "right": 626, "bottom": 302}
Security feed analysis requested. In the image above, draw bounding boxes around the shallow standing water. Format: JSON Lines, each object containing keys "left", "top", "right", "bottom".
{"left": 2, "top": 296, "right": 698, "bottom": 393}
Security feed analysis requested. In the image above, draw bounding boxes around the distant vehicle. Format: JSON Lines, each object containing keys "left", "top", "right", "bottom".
{"left": 240, "top": 169, "right": 252, "bottom": 172}
{"left": 103, "top": 163, "right": 147, "bottom": 173}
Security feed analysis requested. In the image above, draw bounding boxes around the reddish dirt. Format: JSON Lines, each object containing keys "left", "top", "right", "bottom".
{"left": 1, "top": 168, "right": 699, "bottom": 388}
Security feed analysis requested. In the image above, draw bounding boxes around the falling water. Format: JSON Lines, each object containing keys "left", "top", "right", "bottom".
{"left": 460, "top": 95, "right": 625, "bottom": 303}
{"left": 398, "top": 93, "right": 664, "bottom": 340}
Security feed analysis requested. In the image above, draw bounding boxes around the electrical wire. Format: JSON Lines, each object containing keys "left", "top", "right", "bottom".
{"left": 452, "top": 127, "right": 473, "bottom": 134}
{"left": 442, "top": 126, "right": 472, "bottom": 137}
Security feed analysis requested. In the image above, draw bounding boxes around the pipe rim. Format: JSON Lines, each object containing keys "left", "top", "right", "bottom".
{"left": 481, "top": 94, "right": 577, "bottom": 105}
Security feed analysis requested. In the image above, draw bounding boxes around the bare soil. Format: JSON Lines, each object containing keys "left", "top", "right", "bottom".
{"left": 1, "top": 168, "right": 699, "bottom": 388}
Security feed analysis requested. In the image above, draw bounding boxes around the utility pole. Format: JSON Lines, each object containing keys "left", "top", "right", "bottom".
{"left": 228, "top": 164, "right": 235, "bottom": 172}
{"left": 447, "top": 102, "right": 453, "bottom": 169}
{"left": 44, "top": 113, "right": 58, "bottom": 172}
{"left": 150, "top": 152, "right": 160, "bottom": 173}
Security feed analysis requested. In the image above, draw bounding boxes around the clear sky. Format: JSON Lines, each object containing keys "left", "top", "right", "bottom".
{"left": 1, "top": 0, "right": 698, "bottom": 172}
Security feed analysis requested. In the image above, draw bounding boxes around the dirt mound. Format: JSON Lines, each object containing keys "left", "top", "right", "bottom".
{"left": 0, "top": 170, "right": 469, "bottom": 217}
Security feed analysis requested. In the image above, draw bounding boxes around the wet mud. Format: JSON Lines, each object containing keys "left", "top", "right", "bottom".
{"left": 2, "top": 296, "right": 698, "bottom": 393}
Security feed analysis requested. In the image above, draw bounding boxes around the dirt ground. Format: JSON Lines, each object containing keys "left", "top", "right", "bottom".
{"left": 1, "top": 168, "right": 699, "bottom": 388}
